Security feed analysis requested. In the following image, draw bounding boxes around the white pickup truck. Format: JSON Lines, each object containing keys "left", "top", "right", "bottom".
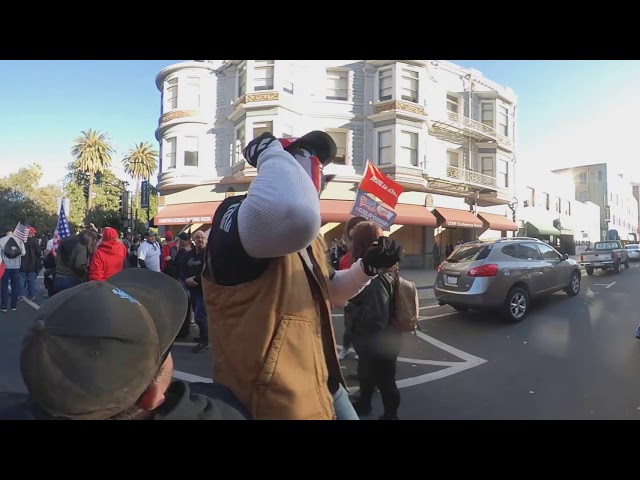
{"left": 580, "top": 240, "right": 629, "bottom": 275}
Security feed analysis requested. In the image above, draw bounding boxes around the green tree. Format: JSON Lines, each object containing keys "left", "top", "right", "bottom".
{"left": 70, "top": 129, "right": 115, "bottom": 218}
{"left": 122, "top": 142, "right": 158, "bottom": 210}
{"left": 0, "top": 164, "right": 63, "bottom": 232}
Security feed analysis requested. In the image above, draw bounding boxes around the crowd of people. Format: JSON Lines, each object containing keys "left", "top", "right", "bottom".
{"left": 0, "top": 129, "right": 411, "bottom": 421}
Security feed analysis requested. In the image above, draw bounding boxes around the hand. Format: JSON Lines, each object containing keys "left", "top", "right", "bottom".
{"left": 185, "top": 276, "right": 198, "bottom": 288}
{"left": 242, "top": 132, "right": 279, "bottom": 168}
{"left": 165, "top": 256, "right": 172, "bottom": 261}
{"left": 361, "top": 236, "right": 403, "bottom": 276}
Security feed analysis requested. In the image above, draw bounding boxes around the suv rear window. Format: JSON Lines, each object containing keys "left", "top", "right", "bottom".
{"left": 447, "top": 244, "right": 492, "bottom": 263}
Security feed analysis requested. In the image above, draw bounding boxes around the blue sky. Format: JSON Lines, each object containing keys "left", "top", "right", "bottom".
{"left": 2, "top": 60, "right": 640, "bottom": 187}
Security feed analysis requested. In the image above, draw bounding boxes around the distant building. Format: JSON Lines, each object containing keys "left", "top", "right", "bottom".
{"left": 552, "top": 163, "right": 637, "bottom": 242}
{"left": 516, "top": 169, "right": 600, "bottom": 254}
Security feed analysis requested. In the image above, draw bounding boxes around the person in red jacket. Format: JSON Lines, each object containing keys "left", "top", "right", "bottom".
{"left": 160, "top": 231, "right": 178, "bottom": 276}
{"left": 89, "top": 227, "right": 127, "bottom": 282}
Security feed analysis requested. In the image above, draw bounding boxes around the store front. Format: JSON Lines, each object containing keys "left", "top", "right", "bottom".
{"left": 476, "top": 212, "right": 519, "bottom": 240}
{"left": 432, "top": 208, "right": 484, "bottom": 253}
{"left": 153, "top": 201, "right": 220, "bottom": 237}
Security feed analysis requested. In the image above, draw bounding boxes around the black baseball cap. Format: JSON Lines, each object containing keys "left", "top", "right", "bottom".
{"left": 278, "top": 131, "right": 337, "bottom": 166}
{"left": 20, "top": 269, "right": 190, "bottom": 420}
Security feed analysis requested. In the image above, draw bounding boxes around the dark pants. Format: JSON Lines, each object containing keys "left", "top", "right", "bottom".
{"left": 190, "top": 290, "right": 208, "bottom": 342}
{"left": 20, "top": 272, "right": 37, "bottom": 299}
{"left": 52, "top": 275, "right": 81, "bottom": 295}
{"left": 1, "top": 269, "right": 21, "bottom": 309}
{"left": 433, "top": 253, "right": 441, "bottom": 269}
{"left": 353, "top": 336, "right": 401, "bottom": 419}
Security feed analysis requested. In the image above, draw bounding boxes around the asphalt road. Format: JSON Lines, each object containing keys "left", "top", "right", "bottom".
{"left": 3, "top": 264, "right": 640, "bottom": 419}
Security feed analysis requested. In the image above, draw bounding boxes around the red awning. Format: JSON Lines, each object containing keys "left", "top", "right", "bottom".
{"left": 321, "top": 200, "right": 437, "bottom": 227}
{"left": 154, "top": 202, "right": 221, "bottom": 226}
{"left": 477, "top": 212, "right": 519, "bottom": 232}
{"left": 432, "top": 207, "right": 483, "bottom": 229}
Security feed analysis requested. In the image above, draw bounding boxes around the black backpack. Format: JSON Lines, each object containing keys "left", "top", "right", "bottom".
{"left": 3, "top": 237, "right": 21, "bottom": 259}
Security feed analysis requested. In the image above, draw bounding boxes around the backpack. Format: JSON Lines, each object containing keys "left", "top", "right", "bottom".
{"left": 390, "top": 269, "right": 421, "bottom": 334}
{"left": 3, "top": 237, "right": 22, "bottom": 259}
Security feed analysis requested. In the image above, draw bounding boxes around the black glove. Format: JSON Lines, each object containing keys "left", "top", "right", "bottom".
{"left": 242, "top": 132, "right": 279, "bottom": 168}
{"left": 361, "top": 236, "right": 403, "bottom": 276}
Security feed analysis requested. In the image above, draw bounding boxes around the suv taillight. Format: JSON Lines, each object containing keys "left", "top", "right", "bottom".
{"left": 467, "top": 264, "right": 499, "bottom": 277}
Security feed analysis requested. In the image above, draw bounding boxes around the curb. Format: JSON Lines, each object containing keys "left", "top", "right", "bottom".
{"left": 416, "top": 285, "right": 433, "bottom": 290}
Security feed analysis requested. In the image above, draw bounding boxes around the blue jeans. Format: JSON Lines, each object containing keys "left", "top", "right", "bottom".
{"left": 52, "top": 275, "right": 81, "bottom": 295}
{"left": 190, "top": 290, "right": 208, "bottom": 342}
{"left": 1, "top": 269, "right": 21, "bottom": 309}
{"left": 333, "top": 384, "right": 359, "bottom": 420}
{"left": 20, "top": 272, "right": 37, "bottom": 299}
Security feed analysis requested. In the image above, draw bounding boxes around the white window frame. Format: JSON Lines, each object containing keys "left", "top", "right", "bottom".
{"left": 326, "top": 68, "right": 349, "bottom": 101}
{"left": 480, "top": 101, "right": 494, "bottom": 127}
{"left": 481, "top": 156, "right": 495, "bottom": 178}
{"left": 375, "top": 128, "right": 394, "bottom": 165}
{"left": 400, "top": 66, "right": 419, "bottom": 103}
{"left": 377, "top": 67, "right": 394, "bottom": 102}
{"left": 498, "top": 104, "right": 509, "bottom": 136}
{"left": 253, "top": 60, "right": 274, "bottom": 91}
{"left": 183, "top": 136, "right": 199, "bottom": 168}
{"left": 497, "top": 158, "right": 509, "bottom": 188}
{"left": 579, "top": 191, "right": 589, "bottom": 202}
{"left": 579, "top": 172, "right": 587, "bottom": 184}
{"left": 233, "top": 124, "right": 246, "bottom": 165}
{"left": 446, "top": 93, "right": 461, "bottom": 114}
{"left": 184, "top": 76, "right": 201, "bottom": 109}
{"left": 237, "top": 62, "right": 247, "bottom": 98}
{"left": 165, "top": 77, "right": 178, "bottom": 112}
{"left": 398, "top": 129, "right": 419, "bottom": 167}
{"left": 325, "top": 129, "right": 350, "bottom": 165}
{"left": 252, "top": 120, "right": 273, "bottom": 140}
{"left": 164, "top": 137, "right": 177, "bottom": 170}
{"left": 447, "top": 150, "right": 461, "bottom": 168}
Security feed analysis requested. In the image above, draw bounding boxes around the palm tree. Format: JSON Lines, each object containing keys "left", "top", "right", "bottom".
{"left": 71, "top": 129, "right": 115, "bottom": 215}
{"left": 122, "top": 142, "right": 159, "bottom": 214}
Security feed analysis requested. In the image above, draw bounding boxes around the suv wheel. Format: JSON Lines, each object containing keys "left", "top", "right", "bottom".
{"left": 565, "top": 271, "right": 581, "bottom": 297}
{"left": 503, "top": 286, "right": 529, "bottom": 323}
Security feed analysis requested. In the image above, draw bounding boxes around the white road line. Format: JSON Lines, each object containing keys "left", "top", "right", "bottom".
{"left": 606, "top": 281, "right": 616, "bottom": 289}
{"left": 23, "top": 298, "right": 40, "bottom": 310}
{"left": 173, "top": 341, "right": 197, "bottom": 347}
{"left": 173, "top": 370, "right": 213, "bottom": 383}
{"left": 420, "top": 304, "right": 444, "bottom": 310}
{"left": 421, "top": 312, "right": 460, "bottom": 320}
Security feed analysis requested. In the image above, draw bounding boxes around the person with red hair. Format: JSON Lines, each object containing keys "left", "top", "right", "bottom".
{"left": 89, "top": 227, "right": 127, "bottom": 282}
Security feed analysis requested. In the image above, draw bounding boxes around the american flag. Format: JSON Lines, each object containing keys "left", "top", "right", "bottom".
{"left": 13, "top": 222, "right": 29, "bottom": 243}
{"left": 52, "top": 204, "right": 71, "bottom": 255}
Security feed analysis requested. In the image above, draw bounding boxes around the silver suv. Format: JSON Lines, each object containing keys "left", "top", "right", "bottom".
{"left": 434, "top": 237, "right": 581, "bottom": 322}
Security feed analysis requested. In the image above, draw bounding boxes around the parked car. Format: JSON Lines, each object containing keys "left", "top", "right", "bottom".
{"left": 434, "top": 237, "right": 582, "bottom": 323}
{"left": 580, "top": 240, "right": 629, "bottom": 275}
{"left": 624, "top": 243, "right": 640, "bottom": 262}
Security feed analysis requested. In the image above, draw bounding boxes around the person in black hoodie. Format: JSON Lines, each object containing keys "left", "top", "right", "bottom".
{"left": 19, "top": 227, "right": 42, "bottom": 301}
{"left": 0, "top": 269, "right": 248, "bottom": 420}
{"left": 184, "top": 230, "right": 208, "bottom": 353}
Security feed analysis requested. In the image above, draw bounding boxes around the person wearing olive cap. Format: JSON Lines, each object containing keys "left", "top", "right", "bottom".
{"left": 203, "top": 131, "right": 403, "bottom": 420}
{"left": 0, "top": 269, "right": 249, "bottom": 420}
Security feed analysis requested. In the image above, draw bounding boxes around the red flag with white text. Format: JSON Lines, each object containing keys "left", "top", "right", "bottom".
{"left": 358, "top": 161, "right": 404, "bottom": 209}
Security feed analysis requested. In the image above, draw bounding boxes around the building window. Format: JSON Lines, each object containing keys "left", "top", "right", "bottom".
{"left": 326, "top": 130, "right": 347, "bottom": 165}
{"left": 579, "top": 172, "right": 587, "bottom": 184}
{"left": 498, "top": 159, "right": 509, "bottom": 188}
{"left": 481, "top": 102, "right": 493, "bottom": 127}
{"left": 165, "top": 78, "right": 178, "bottom": 111}
{"left": 399, "top": 131, "right": 418, "bottom": 166}
{"left": 326, "top": 69, "right": 348, "bottom": 101}
{"left": 544, "top": 193, "right": 550, "bottom": 210}
{"left": 165, "top": 137, "right": 176, "bottom": 169}
{"left": 378, "top": 68, "right": 393, "bottom": 101}
{"left": 238, "top": 63, "right": 247, "bottom": 97}
{"left": 598, "top": 170, "right": 603, "bottom": 182}
{"left": 447, "top": 94, "right": 459, "bottom": 113}
{"left": 184, "top": 137, "right": 199, "bottom": 167}
{"left": 254, "top": 60, "right": 274, "bottom": 91}
{"left": 498, "top": 105, "right": 508, "bottom": 136}
{"left": 185, "top": 76, "right": 200, "bottom": 108}
{"left": 283, "top": 80, "right": 294, "bottom": 95}
{"left": 527, "top": 187, "right": 535, "bottom": 206}
{"left": 252, "top": 121, "right": 273, "bottom": 139}
{"left": 377, "top": 130, "right": 392, "bottom": 165}
{"left": 400, "top": 68, "right": 418, "bottom": 103}
{"left": 447, "top": 151, "right": 459, "bottom": 167}
{"left": 556, "top": 197, "right": 561, "bottom": 214}
{"left": 233, "top": 125, "right": 245, "bottom": 165}
{"left": 481, "top": 156, "right": 494, "bottom": 177}
{"left": 579, "top": 191, "right": 589, "bottom": 202}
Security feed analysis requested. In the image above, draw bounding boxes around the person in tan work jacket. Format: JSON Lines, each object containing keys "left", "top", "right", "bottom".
{"left": 202, "top": 131, "right": 403, "bottom": 420}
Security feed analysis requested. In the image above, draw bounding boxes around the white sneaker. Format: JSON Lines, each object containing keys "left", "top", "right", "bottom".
{"left": 338, "top": 348, "right": 349, "bottom": 360}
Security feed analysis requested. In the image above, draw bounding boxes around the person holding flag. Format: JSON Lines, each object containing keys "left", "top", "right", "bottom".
{"left": 0, "top": 223, "right": 28, "bottom": 312}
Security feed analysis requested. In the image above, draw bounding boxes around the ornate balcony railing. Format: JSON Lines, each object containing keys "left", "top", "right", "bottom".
{"left": 445, "top": 111, "right": 513, "bottom": 148}
{"left": 446, "top": 165, "right": 498, "bottom": 189}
